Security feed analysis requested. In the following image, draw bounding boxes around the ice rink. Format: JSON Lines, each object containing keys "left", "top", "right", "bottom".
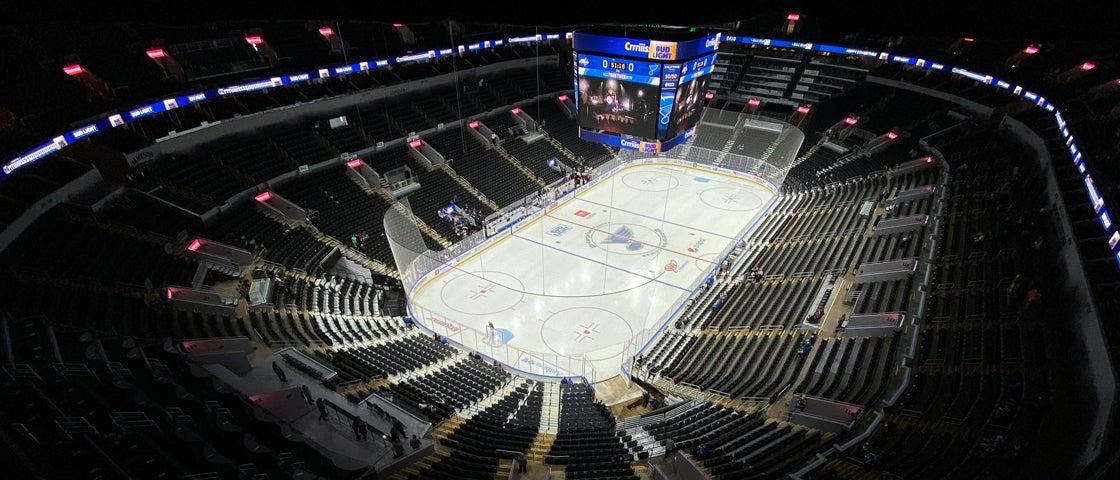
{"left": 409, "top": 162, "right": 774, "bottom": 381}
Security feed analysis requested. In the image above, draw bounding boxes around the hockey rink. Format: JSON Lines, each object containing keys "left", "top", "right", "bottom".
{"left": 409, "top": 162, "right": 774, "bottom": 381}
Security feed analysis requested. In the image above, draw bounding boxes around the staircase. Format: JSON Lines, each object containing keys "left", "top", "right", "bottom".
{"left": 760, "top": 127, "right": 792, "bottom": 163}
{"left": 544, "top": 136, "right": 579, "bottom": 164}
{"left": 390, "top": 445, "right": 453, "bottom": 479}
{"left": 299, "top": 222, "right": 398, "bottom": 278}
{"left": 493, "top": 144, "right": 549, "bottom": 188}
{"left": 526, "top": 432, "right": 556, "bottom": 463}
{"left": 440, "top": 164, "right": 501, "bottom": 211}
{"left": 539, "top": 381, "right": 561, "bottom": 434}
{"left": 369, "top": 187, "right": 453, "bottom": 248}
{"left": 633, "top": 464, "right": 652, "bottom": 480}
{"left": 428, "top": 416, "right": 467, "bottom": 441}
{"left": 785, "top": 140, "right": 825, "bottom": 173}
{"left": 462, "top": 378, "right": 523, "bottom": 418}
{"left": 309, "top": 129, "right": 342, "bottom": 157}
{"left": 389, "top": 351, "right": 467, "bottom": 384}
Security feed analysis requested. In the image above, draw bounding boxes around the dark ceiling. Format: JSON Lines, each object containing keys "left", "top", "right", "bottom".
{"left": 3, "top": 0, "right": 1117, "bottom": 41}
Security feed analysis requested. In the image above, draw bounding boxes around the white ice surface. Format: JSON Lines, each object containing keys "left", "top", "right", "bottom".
{"left": 410, "top": 163, "right": 773, "bottom": 381}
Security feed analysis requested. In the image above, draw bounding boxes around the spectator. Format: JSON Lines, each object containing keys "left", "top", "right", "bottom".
{"left": 316, "top": 398, "right": 329, "bottom": 422}
{"left": 410, "top": 435, "right": 421, "bottom": 450}
{"left": 300, "top": 384, "right": 314, "bottom": 405}
{"left": 351, "top": 417, "right": 363, "bottom": 440}
{"left": 272, "top": 361, "right": 288, "bottom": 383}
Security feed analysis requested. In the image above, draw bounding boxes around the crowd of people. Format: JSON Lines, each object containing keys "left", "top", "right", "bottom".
{"left": 570, "top": 164, "right": 595, "bottom": 187}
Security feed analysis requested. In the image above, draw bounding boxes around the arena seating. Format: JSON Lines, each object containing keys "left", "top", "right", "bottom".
{"left": 386, "top": 355, "right": 511, "bottom": 423}
{"left": 325, "top": 333, "right": 457, "bottom": 382}
{"left": 2, "top": 19, "right": 1117, "bottom": 480}
{"left": 407, "top": 381, "right": 543, "bottom": 479}
{"left": 424, "top": 127, "right": 540, "bottom": 205}
{"left": 548, "top": 383, "right": 638, "bottom": 480}
{"left": 206, "top": 206, "right": 336, "bottom": 273}
{"left": 274, "top": 165, "right": 396, "bottom": 265}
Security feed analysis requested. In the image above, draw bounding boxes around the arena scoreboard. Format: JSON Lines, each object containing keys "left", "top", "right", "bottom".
{"left": 573, "top": 28, "right": 719, "bottom": 153}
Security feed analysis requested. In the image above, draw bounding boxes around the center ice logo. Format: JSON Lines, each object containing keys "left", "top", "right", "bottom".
{"left": 602, "top": 225, "right": 643, "bottom": 251}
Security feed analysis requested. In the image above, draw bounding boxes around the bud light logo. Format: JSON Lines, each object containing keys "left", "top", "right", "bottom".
{"left": 648, "top": 40, "right": 676, "bottom": 60}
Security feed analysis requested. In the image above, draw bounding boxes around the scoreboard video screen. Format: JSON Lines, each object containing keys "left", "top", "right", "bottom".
{"left": 666, "top": 53, "right": 716, "bottom": 140}
{"left": 576, "top": 54, "right": 662, "bottom": 139}
{"left": 573, "top": 29, "right": 720, "bottom": 153}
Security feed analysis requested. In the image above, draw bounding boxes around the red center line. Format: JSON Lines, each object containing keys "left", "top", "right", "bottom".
{"left": 543, "top": 213, "right": 718, "bottom": 265}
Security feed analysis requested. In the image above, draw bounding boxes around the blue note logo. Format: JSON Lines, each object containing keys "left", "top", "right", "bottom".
{"left": 602, "top": 226, "right": 643, "bottom": 251}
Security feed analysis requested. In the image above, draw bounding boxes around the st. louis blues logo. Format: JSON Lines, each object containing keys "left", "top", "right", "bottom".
{"left": 602, "top": 226, "right": 643, "bottom": 251}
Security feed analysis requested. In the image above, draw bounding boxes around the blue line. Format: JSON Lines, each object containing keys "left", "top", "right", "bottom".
{"left": 632, "top": 193, "right": 781, "bottom": 358}
{"left": 508, "top": 232, "right": 690, "bottom": 293}
{"left": 575, "top": 197, "right": 734, "bottom": 240}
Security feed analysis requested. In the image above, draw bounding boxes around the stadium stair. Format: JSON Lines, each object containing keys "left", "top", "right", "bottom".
{"left": 390, "top": 351, "right": 468, "bottom": 383}
{"left": 544, "top": 135, "right": 580, "bottom": 164}
{"left": 539, "top": 381, "right": 561, "bottom": 434}
{"left": 299, "top": 221, "right": 398, "bottom": 277}
{"left": 439, "top": 164, "right": 501, "bottom": 212}
{"left": 759, "top": 127, "right": 793, "bottom": 163}
{"left": 526, "top": 432, "right": 556, "bottom": 463}
{"left": 494, "top": 459, "right": 513, "bottom": 479}
{"left": 492, "top": 143, "right": 549, "bottom": 188}
{"left": 370, "top": 187, "right": 453, "bottom": 247}
{"left": 390, "top": 446, "right": 453, "bottom": 480}
{"left": 429, "top": 416, "right": 467, "bottom": 441}
{"left": 459, "top": 375, "right": 523, "bottom": 418}
{"left": 785, "top": 140, "right": 825, "bottom": 175}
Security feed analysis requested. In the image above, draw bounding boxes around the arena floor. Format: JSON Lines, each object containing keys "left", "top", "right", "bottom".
{"left": 409, "top": 162, "right": 775, "bottom": 381}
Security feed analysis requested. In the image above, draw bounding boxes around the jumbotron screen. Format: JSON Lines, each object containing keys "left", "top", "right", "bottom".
{"left": 573, "top": 30, "right": 719, "bottom": 152}
{"left": 665, "top": 53, "right": 715, "bottom": 139}
{"left": 576, "top": 54, "right": 662, "bottom": 139}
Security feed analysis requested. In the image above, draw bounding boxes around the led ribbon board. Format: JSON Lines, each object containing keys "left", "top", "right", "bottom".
{"left": 4, "top": 31, "right": 1115, "bottom": 268}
